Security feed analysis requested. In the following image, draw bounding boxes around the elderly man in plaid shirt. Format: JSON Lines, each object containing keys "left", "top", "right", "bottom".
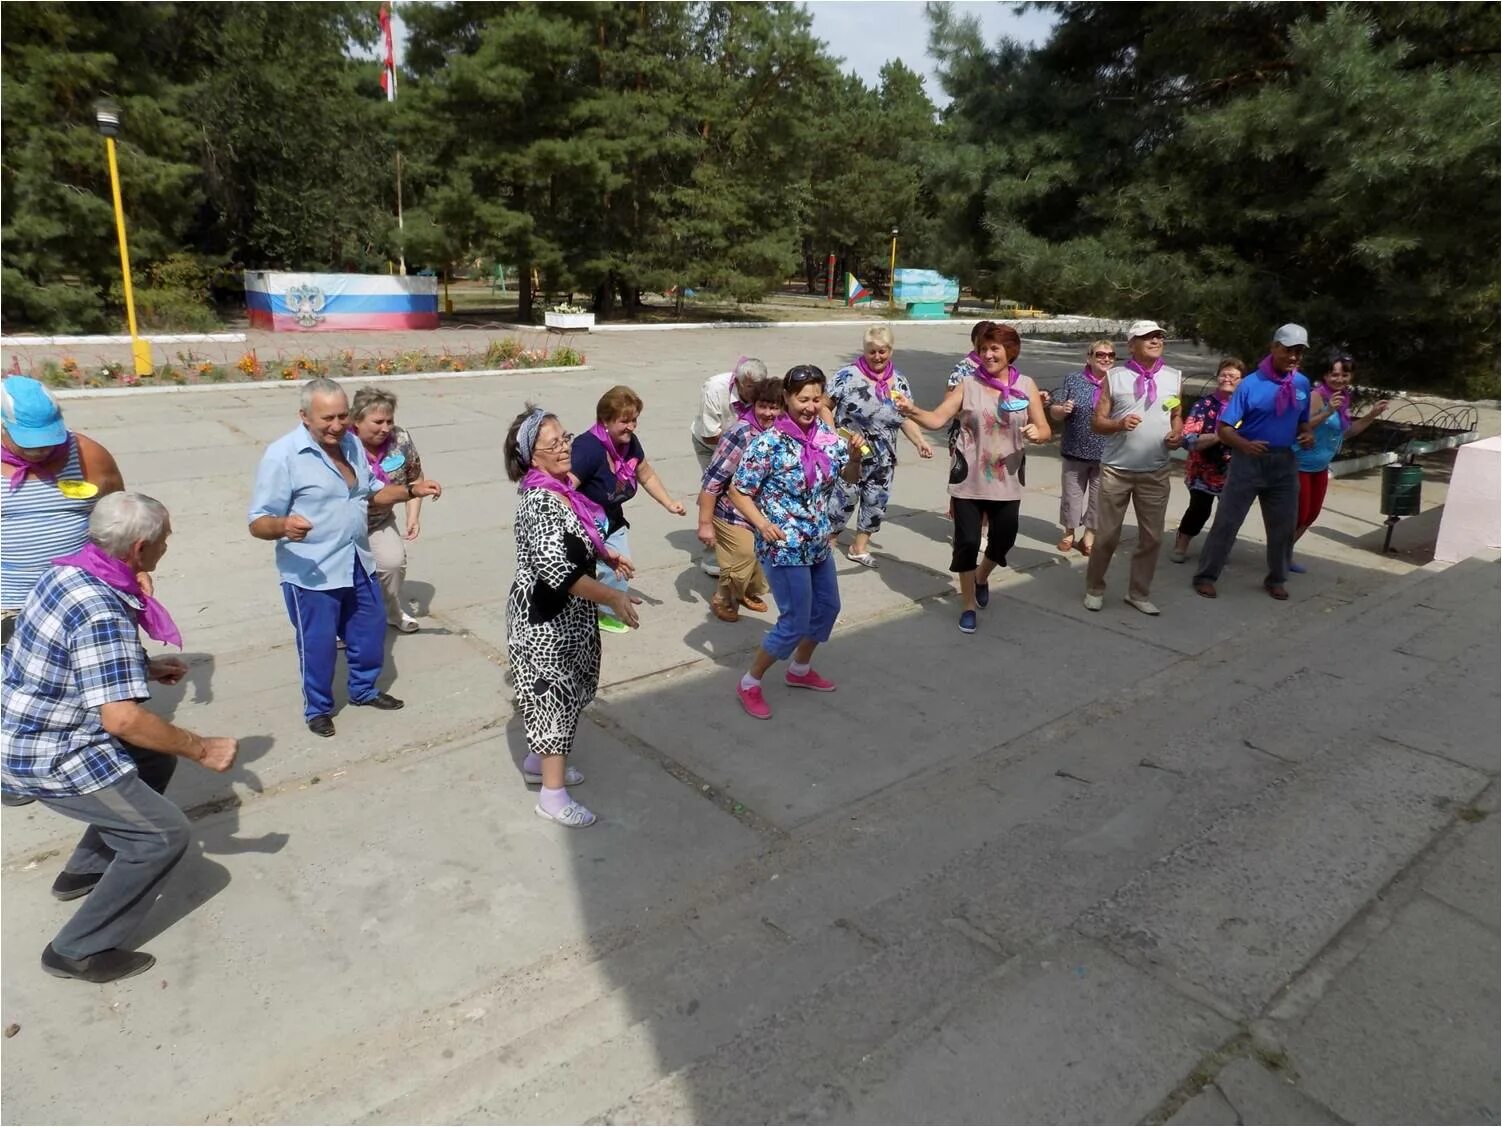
{"left": 2, "top": 492, "right": 238, "bottom": 983}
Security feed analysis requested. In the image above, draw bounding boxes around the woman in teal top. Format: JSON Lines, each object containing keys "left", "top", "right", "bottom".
{"left": 1290, "top": 354, "right": 1388, "bottom": 572}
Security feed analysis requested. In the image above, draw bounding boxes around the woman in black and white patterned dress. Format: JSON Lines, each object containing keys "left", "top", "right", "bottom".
{"left": 504, "top": 407, "right": 640, "bottom": 828}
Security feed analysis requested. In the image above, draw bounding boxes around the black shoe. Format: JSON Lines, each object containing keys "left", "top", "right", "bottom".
{"left": 1, "top": 793, "right": 36, "bottom": 807}
{"left": 307, "top": 714, "right": 336, "bottom": 737}
{"left": 51, "top": 871, "right": 103, "bottom": 902}
{"left": 41, "top": 943, "right": 155, "bottom": 983}
{"left": 352, "top": 692, "right": 404, "bottom": 711}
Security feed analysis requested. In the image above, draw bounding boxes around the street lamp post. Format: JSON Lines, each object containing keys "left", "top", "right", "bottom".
{"left": 888, "top": 226, "right": 900, "bottom": 310}
{"left": 94, "top": 99, "right": 153, "bottom": 378}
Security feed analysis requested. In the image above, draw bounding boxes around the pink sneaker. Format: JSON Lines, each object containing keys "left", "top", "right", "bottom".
{"left": 737, "top": 682, "right": 771, "bottom": 719}
{"left": 785, "top": 668, "right": 836, "bottom": 692}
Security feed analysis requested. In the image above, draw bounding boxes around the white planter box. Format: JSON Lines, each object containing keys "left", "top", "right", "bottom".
{"left": 545, "top": 312, "right": 595, "bottom": 331}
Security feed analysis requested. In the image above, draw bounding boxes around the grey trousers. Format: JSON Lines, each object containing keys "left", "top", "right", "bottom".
{"left": 1194, "top": 447, "right": 1299, "bottom": 587}
{"left": 40, "top": 747, "right": 190, "bottom": 958}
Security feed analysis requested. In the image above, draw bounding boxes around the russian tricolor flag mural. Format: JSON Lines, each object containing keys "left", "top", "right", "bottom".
{"left": 845, "top": 273, "right": 873, "bottom": 306}
{"left": 244, "top": 272, "right": 440, "bottom": 332}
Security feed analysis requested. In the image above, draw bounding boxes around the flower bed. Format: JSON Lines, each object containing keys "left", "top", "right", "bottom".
{"left": 27, "top": 338, "right": 586, "bottom": 390}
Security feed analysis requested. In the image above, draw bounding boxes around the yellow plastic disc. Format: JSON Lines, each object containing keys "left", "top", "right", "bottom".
{"left": 56, "top": 479, "right": 99, "bottom": 499}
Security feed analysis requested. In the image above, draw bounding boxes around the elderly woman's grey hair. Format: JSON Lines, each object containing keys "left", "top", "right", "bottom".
{"left": 300, "top": 376, "right": 347, "bottom": 413}
{"left": 88, "top": 491, "right": 171, "bottom": 557}
{"left": 351, "top": 385, "right": 398, "bottom": 421}
{"left": 733, "top": 357, "right": 768, "bottom": 383}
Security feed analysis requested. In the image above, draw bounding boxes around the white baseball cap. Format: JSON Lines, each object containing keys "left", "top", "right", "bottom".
{"left": 1127, "top": 320, "right": 1165, "bottom": 339}
{"left": 1273, "top": 323, "right": 1309, "bottom": 347}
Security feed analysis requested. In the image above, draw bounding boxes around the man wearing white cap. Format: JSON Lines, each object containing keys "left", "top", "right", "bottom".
{"left": 1084, "top": 320, "right": 1183, "bottom": 615}
{"left": 1192, "top": 324, "right": 1315, "bottom": 601}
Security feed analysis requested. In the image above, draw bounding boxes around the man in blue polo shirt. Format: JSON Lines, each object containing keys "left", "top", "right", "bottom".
{"left": 1192, "top": 324, "right": 1315, "bottom": 601}
{"left": 249, "top": 378, "right": 442, "bottom": 737}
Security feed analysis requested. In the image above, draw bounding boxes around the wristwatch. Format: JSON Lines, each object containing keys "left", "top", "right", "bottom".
{"left": 404, "top": 482, "right": 415, "bottom": 500}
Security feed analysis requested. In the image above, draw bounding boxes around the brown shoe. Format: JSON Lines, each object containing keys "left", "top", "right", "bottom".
{"left": 1265, "top": 584, "right": 1290, "bottom": 601}
{"left": 711, "top": 599, "right": 739, "bottom": 623}
{"left": 1077, "top": 541, "right": 1093, "bottom": 557}
{"left": 740, "top": 595, "right": 768, "bottom": 613}
{"left": 1193, "top": 580, "right": 1217, "bottom": 599}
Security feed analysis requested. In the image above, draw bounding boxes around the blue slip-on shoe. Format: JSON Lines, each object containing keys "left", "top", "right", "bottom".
{"left": 974, "top": 581, "right": 990, "bottom": 608}
{"left": 958, "top": 610, "right": 978, "bottom": 634}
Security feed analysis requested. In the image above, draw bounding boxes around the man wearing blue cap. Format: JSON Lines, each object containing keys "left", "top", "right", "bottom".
{"left": 248, "top": 378, "right": 442, "bottom": 738}
{"left": 1192, "top": 324, "right": 1317, "bottom": 600}
{"left": 2, "top": 377, "right": 127, "bottom": 644}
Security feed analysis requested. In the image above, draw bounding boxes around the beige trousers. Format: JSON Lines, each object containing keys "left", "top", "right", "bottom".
{"left": 712, "top": 518, "right": 768, "bottom": 607}
{"left": 1085, "top": 464, "right": 1171, "bottom": 600}
{"left": 369, "top": 519, "right": 409, "bottom": 625}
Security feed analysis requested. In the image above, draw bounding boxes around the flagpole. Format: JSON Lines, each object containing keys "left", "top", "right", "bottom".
{"left": 381, "top": 1, "right": 405, "bottom": 275}
{"left": 396, "top": 149, "right": 406, "bottom": 276}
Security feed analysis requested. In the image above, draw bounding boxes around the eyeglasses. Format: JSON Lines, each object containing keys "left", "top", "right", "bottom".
{"left": 1092, "top": 351, "right": 1116, "bottom": 360}
{"left": 537, "top": 431, "right": 573, "bottom": 453}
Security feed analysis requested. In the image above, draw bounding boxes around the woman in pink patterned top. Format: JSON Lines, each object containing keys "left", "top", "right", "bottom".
{"left": 898, "top": 323, "right": 1050, "bottom": 635}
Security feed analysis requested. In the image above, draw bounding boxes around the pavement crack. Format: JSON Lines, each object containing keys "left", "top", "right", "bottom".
{"left": 1240, "top": 738, "right": 1296, "bottom": 764}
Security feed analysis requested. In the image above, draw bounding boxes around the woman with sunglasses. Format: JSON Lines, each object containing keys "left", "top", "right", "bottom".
{"left": 1049, "top": 340, "right": 1115, "bottom": 556}
{"left": 729, "top": 366, "right": 862, "bottom": 719}
{"left": 1288, "top": 353, "right": 1388, "bottom": 572}
{"left": 503, "top": 406, "right": 641, "bottom": 828}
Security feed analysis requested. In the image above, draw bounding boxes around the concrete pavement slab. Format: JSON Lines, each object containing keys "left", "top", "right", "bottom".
{"left": 1211, "top": 1057, "right": 1345, "bottom": 1125}
{"left": 1421, "top": 815, "right": 1500, "bottom": 930}
{"left": 1281, "top": 897, "right": 1500, "bottom": 1125}
{"left": 829, "top": 940, "right": 1235, "bottom": 1125}
{"left": 1078, "top": 739, "right": 1487, "bottom": 1016}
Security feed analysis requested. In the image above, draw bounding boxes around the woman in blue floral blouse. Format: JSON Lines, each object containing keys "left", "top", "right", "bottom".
{"left": 729, "top": 365, "right": 863, "bottom": 720}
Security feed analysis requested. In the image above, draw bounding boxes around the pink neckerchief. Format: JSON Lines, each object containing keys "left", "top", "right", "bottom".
{"left": 522, "top": 469, "right": 610, "bottom": 558}
{"left": 2, "top": 440, "right": 68, "bottom": 491}
{"left": 1257, "top": 355, "right": 1299, "bottom": 415}
{"left": 51, "top": 542, "right": 182, "bottom": 648}
{"left": 773, "top": 415, "right": 838, "bottom": 489}
{"left": 972, "top": 362, "right": 1021, "bottom": 399}
{"left": 1127, "top": 358, "right": 1163, "bottom": 405}
{"left": 362, "top": 436, "right": 394, "bottom": 484}
{"left": 854, "top": 355, "right": 894, "bottom": 400}
{"left": 1082, "top": 367, "right": 1105, "bottom": 408}
{"left": 587, "top": 422, "right": 640, "bottom": 487}
{"left": 1317, "top": 382, "right": 1351, "bottom": 429}
{"left": 734, "top": 403, "right": 772, "bottom": 430}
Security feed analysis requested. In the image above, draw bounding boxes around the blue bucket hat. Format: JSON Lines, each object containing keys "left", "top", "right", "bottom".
{"left": 1, "top": 376, "right": 68, "bottom": 448}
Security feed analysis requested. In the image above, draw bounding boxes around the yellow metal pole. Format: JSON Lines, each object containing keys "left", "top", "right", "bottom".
{"left": 104, "top": 136, "right": 153, "bottom": 377}
{"left": 888, "top": 232, "right": 898, "bottom": 310}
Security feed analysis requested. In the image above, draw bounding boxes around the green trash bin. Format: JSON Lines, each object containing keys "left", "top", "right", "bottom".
{"left": 1380, "top": 462, "right": 1423, "bottom": 516}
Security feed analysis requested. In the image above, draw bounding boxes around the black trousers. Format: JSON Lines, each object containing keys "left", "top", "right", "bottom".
{"left": 1178, "top": 489, "right": 1217, "bottom": 538}
{"left": 951, "top": 497, "right": 1020, "bottom": 573}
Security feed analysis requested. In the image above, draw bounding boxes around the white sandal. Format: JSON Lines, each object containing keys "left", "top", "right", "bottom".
{"left": 846, "top": 551, "right": 878, "bottom": 568}
{"left": 524, "top": 765, "right": 585, "bottom": 786}
{"left": 534, "top": 801, "right": 597, "bottom": 828}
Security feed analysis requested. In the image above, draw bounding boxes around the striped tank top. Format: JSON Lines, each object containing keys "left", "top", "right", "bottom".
{"left": 1, "top": 437, "right": 95, "bottom": 610}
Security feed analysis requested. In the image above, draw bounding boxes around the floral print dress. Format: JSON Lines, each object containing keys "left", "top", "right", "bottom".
{"left": 732, "top": 423, "right": 851, "bottom": 569}
{"left": 950, "top": 372, "right": 1035, "bottom": 502}
{"left": 1182, "top": 393, "right": 1233, "bottom": 494}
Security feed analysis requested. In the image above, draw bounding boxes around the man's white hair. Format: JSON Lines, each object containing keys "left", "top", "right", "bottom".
{"left": 88, "top": 491, "right": 170, "bottom": 557}
{"left": 733, "top": 357, "right": 767, "bottom": 382}
{"left": 300, "top": 376, "right": 347, "bottom": 413}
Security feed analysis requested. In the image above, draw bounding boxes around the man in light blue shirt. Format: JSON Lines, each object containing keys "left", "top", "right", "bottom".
{"left": 249, "top": 378, "right": 442, "bottom": 737}
{"left": 1192, "top": 324, "right": 1315, "bottom": 601}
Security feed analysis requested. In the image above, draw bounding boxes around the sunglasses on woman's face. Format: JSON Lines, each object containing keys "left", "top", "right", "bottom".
{"left": 1092, "top": 351, "right": 1116, "bottom": 360}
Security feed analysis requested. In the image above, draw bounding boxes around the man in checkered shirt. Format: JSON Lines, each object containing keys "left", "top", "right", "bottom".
{"left": 2, "top": 492, "right": 238, "bottom": 983}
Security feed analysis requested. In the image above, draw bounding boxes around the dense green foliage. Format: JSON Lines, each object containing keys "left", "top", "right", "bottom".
{"left": 2, "top": 1, "right": 1495, "bottom": 392}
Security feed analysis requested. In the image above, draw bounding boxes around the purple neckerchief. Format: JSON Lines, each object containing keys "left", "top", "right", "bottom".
{"left": 972, "top": 362, "right": 1021, "bottom": 398}
{"left": 2, "top": 441, "right": 67, "bottom": 491}
{"left": 735, "top": 403, "right": 772, "bottom": 430}
{"left": 51, "top": 542, "right": 182, "bottom": 648}
{"left": 1127, "top": 358, "right": 1163, "bottom": 405}
{"left": 362, "top": 436, "right": 394, "bottom": 484}
{"left": 521, "top": 469, "right": 610, "bottom": 558}
{"left": 1317, "top": 382, "right": 1351, "bottom": 430}
{"left": 1257, "top": 355, "right": 1299, "bottom": 415}
{"left": 587, "top": 422, "right": 640, "bottom": 487}
{"left": 773, "top": 415, "right": 837, "bottom": 489}
{"left": 854, "top": 355, "right": 894, "bottom": 399}
{"left": 1082, "top": 368, "right": 1105, "bottom": 408}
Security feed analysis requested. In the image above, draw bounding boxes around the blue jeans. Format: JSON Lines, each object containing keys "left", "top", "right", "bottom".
{"left": 282, "top": 559, "right": 386, "bottom": 719}
{"left": 762, "top": 554, "right": 840, "bottom": 661}
{"left": 596, "top": 527, "right": 630, "bottom": 623}
{"left": 1194, "top": 448, "right": 1299, "bottom": 586}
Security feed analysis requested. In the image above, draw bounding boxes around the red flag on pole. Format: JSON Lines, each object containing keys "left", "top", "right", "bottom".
{"left": 379, "top": 4, "right": 397, "bottom": 102}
